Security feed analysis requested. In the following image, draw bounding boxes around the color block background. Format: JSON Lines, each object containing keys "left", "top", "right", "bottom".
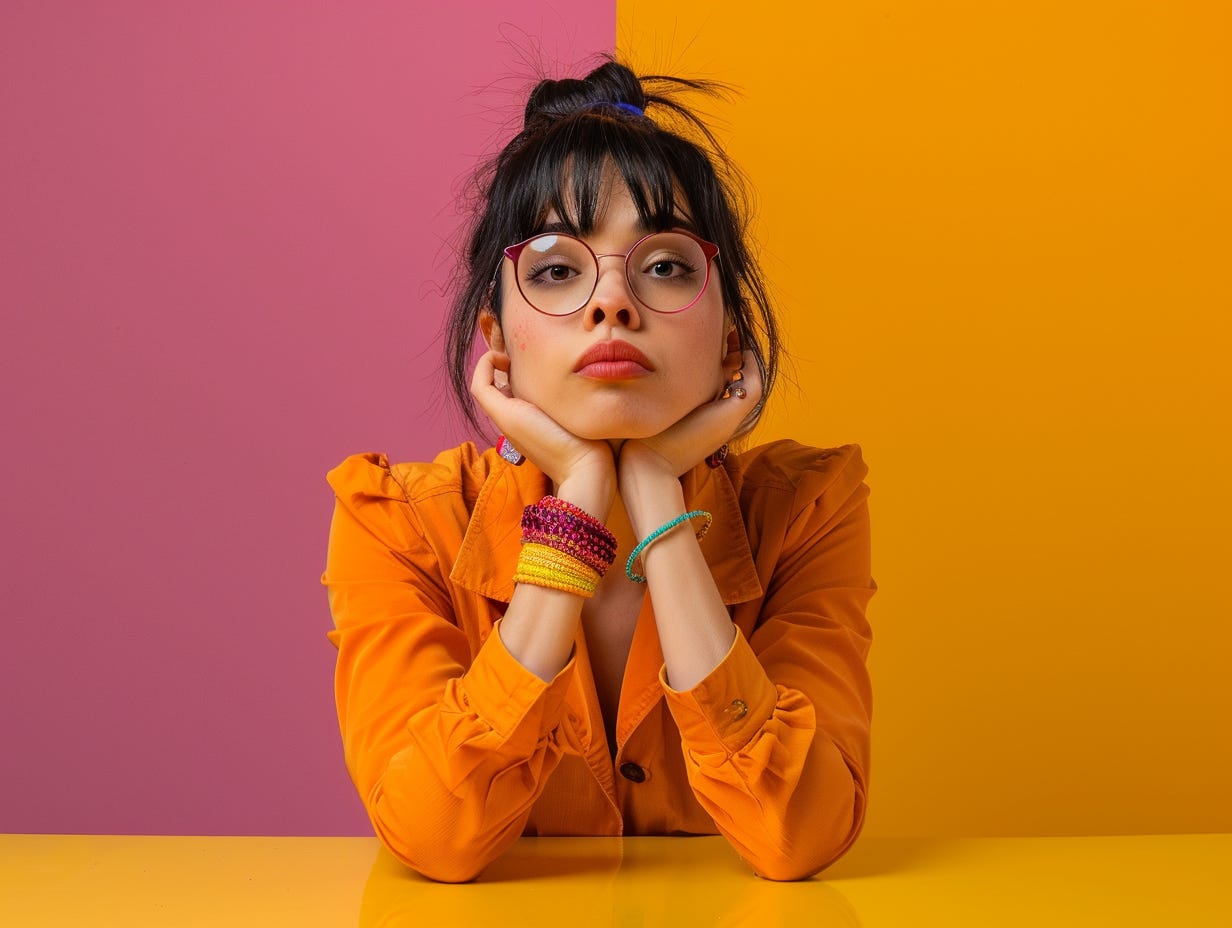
{"left": 0, "top": 1, "right": 614, "bottom": 836}
{"left": 621, "top": 0, "right": 1232, "bottom": 837}
{"left": 3, "top": 1, "right": 1228, "bottom": 839}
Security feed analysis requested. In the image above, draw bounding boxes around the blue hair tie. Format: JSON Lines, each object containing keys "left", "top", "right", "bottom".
{"left": 581, "top": 101, "right": 645, "bottom": 118}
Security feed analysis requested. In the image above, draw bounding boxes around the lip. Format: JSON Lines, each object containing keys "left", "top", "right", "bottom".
{"left": 573, "top": 340, "right": 655, "bottom": 378}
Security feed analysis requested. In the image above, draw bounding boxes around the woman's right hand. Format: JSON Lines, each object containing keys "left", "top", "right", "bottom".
{"left": 470, "top": 349, "right": 617, "bottom": 519}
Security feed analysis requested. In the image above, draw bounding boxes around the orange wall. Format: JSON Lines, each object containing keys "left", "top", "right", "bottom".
{"left": 620, "top": 1, "right": 1231, "bottom": 836}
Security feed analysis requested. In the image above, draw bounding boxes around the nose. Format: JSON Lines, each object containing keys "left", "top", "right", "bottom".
{"left": 582, "top": 255, "right": 642, "bottom": 331}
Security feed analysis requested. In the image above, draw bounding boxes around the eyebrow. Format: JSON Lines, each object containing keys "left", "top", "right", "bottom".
{"left": 538, "top": 216, "right": 700, "bottom": 237}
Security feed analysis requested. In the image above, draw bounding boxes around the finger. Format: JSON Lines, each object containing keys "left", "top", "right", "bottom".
{"left": 470, "top": 350, "right": 568, "bottom": 456}
{"left": 489, "top": 350, "right": 513, "bottom": 395}
{"left": 681, "top": 353, "right": 764, "bottom": 450}
{"left": 733, "top": 350, "right": 764, "bottom": 405}
{"left": 726, "top": 351, "right": 765, "bottom": 439}
{"left": 470, "top": 351, "right": 514, "bottom": 424}
{"left": 469, "top": 350, "right": 497, "bottom": 399}
{"left": 648, "top": 389, "right": 752, "bottom": 472}
{"left": 489, "top": 350, "right": 512, "bottom": 375}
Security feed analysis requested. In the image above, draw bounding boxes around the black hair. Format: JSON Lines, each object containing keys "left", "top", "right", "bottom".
{"left": 445, "top": 57, "right": 780, "bottom": 434}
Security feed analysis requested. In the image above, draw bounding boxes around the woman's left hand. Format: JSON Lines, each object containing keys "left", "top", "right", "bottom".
{"left": 617, "top": 351, "right": 763, "bottom": 515}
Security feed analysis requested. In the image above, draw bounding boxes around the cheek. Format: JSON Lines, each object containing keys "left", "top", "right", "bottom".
{"left": 680, "top": 316, "right": 728, "bottom": 374}
{"left": 509, "top": 319, "right": 531, "bottom": 354}
{"left": 503, "top": 315, "right": 555, "bottom": 398}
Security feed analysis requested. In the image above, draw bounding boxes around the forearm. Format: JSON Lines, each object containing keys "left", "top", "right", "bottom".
{"left": 630, "top": 509, "right": 865, "bottom": 879}
{"left": 662, "top": 629, "right": 867, "bottom": 880}
{"left": 638, "top": 553, "right": 863, "bottom": 878}
{"left": 498, "top": 584, "right": 585, "bottom": 681}
{"left": 499, "top": 468, "right": 615, "bottom": 680}
{"left": 623, "top": 472, "right": 735, "bottom": 690}
{"left": 339, "top": 619, "right": 576, "bottom": 882}
{"left": 621, "top": 443, "right": 874, "bottom": 879}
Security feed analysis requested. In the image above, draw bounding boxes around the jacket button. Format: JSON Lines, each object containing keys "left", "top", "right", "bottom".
{"left": 619, "top": 762, "right": 646, "bottom": 783}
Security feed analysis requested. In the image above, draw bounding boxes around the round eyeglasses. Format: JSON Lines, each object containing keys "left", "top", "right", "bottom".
{"left": 502, "top": 229, "right": 720, "bottom": 316}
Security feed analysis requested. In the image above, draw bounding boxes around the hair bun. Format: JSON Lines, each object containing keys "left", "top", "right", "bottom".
{"left": 523, "top": 60, "right": 646, "bottom": 128}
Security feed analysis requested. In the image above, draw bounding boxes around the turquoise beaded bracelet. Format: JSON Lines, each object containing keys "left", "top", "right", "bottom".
{"left": 625, "top": 510, "right": 713, "bottom": 583}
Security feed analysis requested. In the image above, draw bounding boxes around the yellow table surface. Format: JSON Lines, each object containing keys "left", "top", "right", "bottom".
{"left": 2, "top": 833, "right": 1229, "bottom": 927}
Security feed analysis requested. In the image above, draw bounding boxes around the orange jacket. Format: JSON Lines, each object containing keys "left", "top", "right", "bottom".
{"left": 323, "top": 440, "right": 874, "bottom": 881}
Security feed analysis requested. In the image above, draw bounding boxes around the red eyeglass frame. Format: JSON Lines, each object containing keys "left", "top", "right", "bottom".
{"left": 501, "top": 228, "right": 721, "bottom": 316}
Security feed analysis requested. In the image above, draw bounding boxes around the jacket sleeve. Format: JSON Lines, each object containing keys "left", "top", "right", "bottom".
{"left": 660, "top": 444, "right": 875, "bottom": 881}
{"left": 322, "top": 454, "right": 575, "bottom": 882}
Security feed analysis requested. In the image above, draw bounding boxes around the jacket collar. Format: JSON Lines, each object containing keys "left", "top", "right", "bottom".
{"left": 450, "top": 452, "right": 764, "bottom": 605}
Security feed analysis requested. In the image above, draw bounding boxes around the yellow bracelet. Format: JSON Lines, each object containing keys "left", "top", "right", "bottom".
{"left": 514, "top": 542, "right": 601, "bottom": 598}
{"left": 514, "top": 563, "right": 599, "bottom": 597}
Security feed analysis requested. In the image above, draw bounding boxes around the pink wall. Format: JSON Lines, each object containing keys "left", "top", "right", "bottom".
{"left": 0, "top": 3, "right": 613, "bottom": 835}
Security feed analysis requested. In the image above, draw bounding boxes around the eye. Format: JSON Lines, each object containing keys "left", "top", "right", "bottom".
{"left": 641, "top": 252, "right": 699, "bottom": 280}
{"left": 525, "top": 258, "right": 582, "bottom": 285}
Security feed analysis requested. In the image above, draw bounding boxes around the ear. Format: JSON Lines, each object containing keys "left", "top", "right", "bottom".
{"left": 479, "top": 309, "right": 506, "bottom": 353}
{"left": 721, "top": 323, "right": 743, "bottom": 375}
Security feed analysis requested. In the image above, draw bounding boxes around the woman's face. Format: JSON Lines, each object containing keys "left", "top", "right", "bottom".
{"left": 482, "top": 174, "right": 734, "bottom": 442}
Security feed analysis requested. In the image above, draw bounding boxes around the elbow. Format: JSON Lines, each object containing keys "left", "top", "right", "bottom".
{"left": 370, "top": 795, "right": 512, "bottom": 884}
{"left": 374, "top": 817, "right": 504, "bottom": 883}
{"left": 749, "top": 856, "right": 821, "bottom": 882}
{"left": 745, "top": 837, "right": 835, "bottom": 882}
{"left": 746, "top": 830, "right": 859, "bottom": 882}
{"left": 754, "top": 863, "right": 822, "bottom": 883}
{"left": 375, "top": 820, "right": 492, "bottom": 883}
{"left": 747, "top": 774, "right": 867, "bottom": 882}
{"left": 399, "top": 851, "right": 487, "bottom": 884}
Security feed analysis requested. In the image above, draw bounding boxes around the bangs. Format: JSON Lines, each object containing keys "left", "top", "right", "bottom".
{"left": 510, "top": 114, "right": 703, "bottom": 238}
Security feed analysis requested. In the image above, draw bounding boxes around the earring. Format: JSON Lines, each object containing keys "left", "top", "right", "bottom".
{"left": 496, "top": 436, "right": 524, "bottom": 466}
{"left": 705, "top": 444, "right": 729, "bottom": 469}
{"left": 721, "top": 368, "right": 747, "bottom": 400}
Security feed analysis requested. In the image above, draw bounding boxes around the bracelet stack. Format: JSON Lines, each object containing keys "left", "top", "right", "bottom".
{"left": 513, "top": 496, "right": 617, "bottom": 598}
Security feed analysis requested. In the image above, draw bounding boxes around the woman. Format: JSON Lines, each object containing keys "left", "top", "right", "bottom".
{"left": 323, "top": 59, "right": 874, "bottom": 882}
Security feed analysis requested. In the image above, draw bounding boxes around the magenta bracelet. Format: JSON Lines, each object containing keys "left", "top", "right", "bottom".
{"left": 520, "top": 512, "right": 617, "bottom": 559}
{"left": 521, "top": 496, "right": 617, "bottom": 576}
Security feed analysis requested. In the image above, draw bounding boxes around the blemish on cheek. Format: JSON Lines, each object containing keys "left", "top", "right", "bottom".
{"left": 511, "top": 320, "right": 530, "bottom": 352}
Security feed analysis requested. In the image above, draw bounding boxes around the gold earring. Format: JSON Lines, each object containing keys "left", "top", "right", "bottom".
{"left": 721, "top": 368, "right": 747, "bottom": 400}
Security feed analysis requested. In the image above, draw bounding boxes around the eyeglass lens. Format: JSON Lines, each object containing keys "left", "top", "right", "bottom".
{"left": 514, "top": 232, "right": 710, "bottom": 315}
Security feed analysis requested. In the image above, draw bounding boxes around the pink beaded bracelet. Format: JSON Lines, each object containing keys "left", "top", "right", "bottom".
{"left": 519, "top": 496, "right": 617, "bottom": 578}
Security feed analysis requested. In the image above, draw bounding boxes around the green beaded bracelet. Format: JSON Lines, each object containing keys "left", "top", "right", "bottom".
{"left": 625, "top": 510, "right": 713, "bottom": 583}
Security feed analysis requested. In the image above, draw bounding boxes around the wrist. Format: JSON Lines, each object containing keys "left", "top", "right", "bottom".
{"left": 621, "top": 474, "right": 687, "bottom": 540}
{"left": 553, "top": 470, "right": 616, "bottom": 523}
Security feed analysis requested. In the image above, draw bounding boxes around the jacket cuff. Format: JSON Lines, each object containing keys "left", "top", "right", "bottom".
{"left": 660, "top": 627, "right": 779, "bottom": 754}
{"left": 459, "top": 618, "right": 576, "bottom": 745}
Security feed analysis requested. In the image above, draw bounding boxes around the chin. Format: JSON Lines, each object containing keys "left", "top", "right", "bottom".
{"left": 570, "top": 422, "right": 661, "bottom": 442}
{"left": 523, "top": 379, "right": 721, "bottom": 442}
{"left": 556, "top": 400, "right": 701, "bottom": 443}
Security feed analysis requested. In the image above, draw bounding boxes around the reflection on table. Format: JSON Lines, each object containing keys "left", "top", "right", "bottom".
{"left": 1, "top": 833, "right": 1229, "bottom": 927}
{"left": 359, "top": 836, "right": 858, "bottom": 927}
